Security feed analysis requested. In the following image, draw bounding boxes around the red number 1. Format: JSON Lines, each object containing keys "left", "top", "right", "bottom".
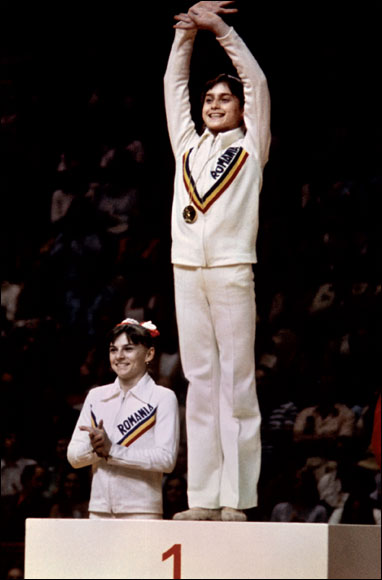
{"left": 162, "top": 544, "right": 182, "bottom": 579}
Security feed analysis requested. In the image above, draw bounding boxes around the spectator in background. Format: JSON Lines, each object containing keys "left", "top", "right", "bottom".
{"left": 329, "top": 467, "right": 380, "bottom": 525}
{"left": 44, "top": 436, "right": 74, "bottom": 499}
{"left": 50, "top": 183, "right": 76, "bottom": 227}
{"left": 93, "top": 146, "right": 141, "bottom": 242}
{"left": 270, "top": 467, "right": 328, "bottom": 523}
{"left": 308, "top": 283, "right": 336, "bottom": 316}
{"left": 1, "top": 433, "right": 37, "bottom": 499}
{"left": 48, "top": 193, "right": 112, "bottom": 343}
{"left": 1, "top": 433, "right": 38, "bottom": 540}
{"left": 293, "top": 375, "right": 355, "bottom": 459}
{"left": 49, "top": 471, "right": 89, "bottom": 519}
{"left": 50, "top": 151, "right": 90, "bottom": 231}
{"left": 1, "top": 281, "right": 23, "bottom": 323}
{"left": 9, "top": 464, "right": 51, "bottom": 541}
{"left": 259, "top": 378, "right": 298, "bottom": 477}
{"left": 315, "top": 460, "right": 348, "bottom": 517}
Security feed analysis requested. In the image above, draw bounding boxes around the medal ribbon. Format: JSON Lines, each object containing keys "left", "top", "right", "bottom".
{"left": 183, "top": 147, "right": 249, "bottom": 214}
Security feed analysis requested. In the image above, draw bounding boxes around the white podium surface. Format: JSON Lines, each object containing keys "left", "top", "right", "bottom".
{"left": 24, "top": 519, "right": 381, "bottom": 580}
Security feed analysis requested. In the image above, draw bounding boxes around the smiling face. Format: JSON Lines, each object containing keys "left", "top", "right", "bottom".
{"left": 202, "top": 82, "right": 244, "bottom": 134}
{"left": 109, "top": 333, "right": 154, "bottom": 390}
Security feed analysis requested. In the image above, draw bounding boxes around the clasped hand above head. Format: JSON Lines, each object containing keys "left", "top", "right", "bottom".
{"left": 174, "top": 1, "right": 238, "bottom": 34}
{"left": 80, "top": 419, "right": 112, "bottom": 459}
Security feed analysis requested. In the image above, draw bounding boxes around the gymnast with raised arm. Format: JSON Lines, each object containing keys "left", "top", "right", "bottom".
{"left": 164, "top": 1, "right": 271, "bottom": 521}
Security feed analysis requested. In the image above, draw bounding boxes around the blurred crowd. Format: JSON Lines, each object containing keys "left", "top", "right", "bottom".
{"left": 1, "top": 41, "right": 381, "bottom": 578}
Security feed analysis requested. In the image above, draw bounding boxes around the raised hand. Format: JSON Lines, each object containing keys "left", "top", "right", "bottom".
{"left": 173, "top": 12, "right": 196, "bottom": 30}
{"left": 191, "top": 1, "right": 237, "bottom": 15}
{"left": 174, "top": 1, "right": 237, "bottom": 30}
{"left": 80, "top": 419, "right": 112, "bottom": 458}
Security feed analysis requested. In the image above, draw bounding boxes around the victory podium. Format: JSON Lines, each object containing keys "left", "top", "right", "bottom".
{"left": 25, "top": 519, "right": 381, "bottom": 579}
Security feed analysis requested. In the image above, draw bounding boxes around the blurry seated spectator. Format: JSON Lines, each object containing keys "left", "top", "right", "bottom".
{"left": 30, "top": 386, "right": 80, "bottom": 464}
{"left": 304, "top": 457, "right": 337, "bottom": 483}
{"left": 50, "top": 187, "right": 76, "bottom": 225}
{"left": 50, "top": 154, "right": 89, "bottom": 228}
{"left": 257, "top": 353, "right": 278, "bottom": 374}
{"left": 9, "top": 464, "right": 51, "bottom": 541}
{"left": 1, "top": 281, "right": 23, "bottom": 322}
{"left": 267, "top": 401, "right": 298, "bottom": 434}
{"left": 271, "top": 328, "right": 299, "bottom": 373}
{"left": 329, "top": 468, "right": 380, "bottom": 525}
{"left": 309, "top": 283, "right": 336, "bottom": 315}
{"left": 99, "top": 145, "right": 117, "bottom": 169}
{"left": 270, "top": 467, "right": 328, "bottom": 523}
{"left": 314, "top": 460, "right": 349, "bottom": 515}
{"left": 1, "top": 433, "right": 37, "bottom": 540}
{"left": 261, "top": 400, "right": 298, "bottom": 463}
{"left": 95, "top": 181, "right": 138, "bottom": 236}
{"left": 267, "top": 291, "right": 286, "bottom": 325}
{"left": 1, "top": 433, "right": 37, "bottom": 498}
{"left": 126, "top": 140, "right": 145, "bottom": 165}
{"left": 48, "top": 195, "right": 112, "bottom": 338}
{"left": 293, "top": 376, "right": 355, "bottom": 458}
{"left": 44, "top": 437, "right": 73, "bottom": 499}
{"left": 93, "top": 146, "right": 142, "bottom": 241}
{"left": 162, "top": 475, "right": 188, "bottom": 521}
{"left": 49, "top": 471, "right": 89, "bottom": 519}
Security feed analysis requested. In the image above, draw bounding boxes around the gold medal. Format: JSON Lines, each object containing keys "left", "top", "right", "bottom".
{"left": 183, "top": 205, "right": 197, "bottom": 224}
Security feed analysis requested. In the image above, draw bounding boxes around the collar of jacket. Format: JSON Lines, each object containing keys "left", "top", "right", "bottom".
{"left": 200, "top": 126, "right": 246, "bottom": 150}
{"left": 106, "top": 374, "right": 154, "bottom": 405}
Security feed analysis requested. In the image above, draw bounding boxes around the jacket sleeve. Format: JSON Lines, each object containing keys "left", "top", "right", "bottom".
{"left": 164, "top": 29, "right": 199, "bottom": 157}
{"left": 107, "top": 391, "right": 180, "bottom": 474}
{"left": 67, "top": 391, "right": 102, "bottom": 469}
{"left": 218, "top": 27, "right": 271, "bottom": 168}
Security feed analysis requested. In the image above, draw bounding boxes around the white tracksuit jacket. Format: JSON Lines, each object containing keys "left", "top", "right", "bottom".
{"left": 164, "top": 27, "right": 271, "bottom": 268}
{"left": 67, "top": 374, "right": 179, "bottom": 515}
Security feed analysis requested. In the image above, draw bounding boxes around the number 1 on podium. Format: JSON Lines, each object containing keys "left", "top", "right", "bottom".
{"left": 162, "top": 544, "right": 182, "bottom": 579}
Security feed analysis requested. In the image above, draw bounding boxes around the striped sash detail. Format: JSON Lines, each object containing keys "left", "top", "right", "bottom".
{"left": 117, "top": 407, "right": 157, "bottom": 448}
{"left": 90, "top": 408, "right": 98, "bottom": 429}
{"left": 183, "top": 146, "right": 249, "bottom": 213}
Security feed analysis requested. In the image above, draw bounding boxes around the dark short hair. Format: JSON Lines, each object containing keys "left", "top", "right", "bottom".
{"left": 201, "top": 74, "right": 244, "bottom": 109}
{"left": 108, "top": 323, "right": 155, "bottom": 350}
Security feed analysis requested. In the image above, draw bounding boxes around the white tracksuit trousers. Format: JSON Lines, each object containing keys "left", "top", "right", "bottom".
{"left": 174, "top": 264, "right": 262, "bottom": 510}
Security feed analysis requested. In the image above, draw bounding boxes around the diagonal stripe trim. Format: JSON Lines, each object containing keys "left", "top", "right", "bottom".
{"left": 117, "top": 409, "right": 157, "bottom": 448}
{"left": 183, "top": 147, "right": 249, "bottom": 213}
{"left": 91, "top": 410, "right": 98, "bottom": 429}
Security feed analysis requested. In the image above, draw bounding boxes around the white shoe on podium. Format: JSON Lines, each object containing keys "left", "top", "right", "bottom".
{"left": 221, "top": 507, "right": 247, "bottom": 522}
{"left": 173, "top": 508, "right": 222, "bottom": 521}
